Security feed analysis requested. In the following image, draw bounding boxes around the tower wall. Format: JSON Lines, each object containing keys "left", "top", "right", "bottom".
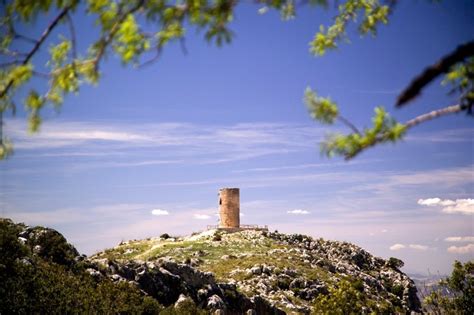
{"left": 218, "top": 188, "right": 240, "bottom": 228}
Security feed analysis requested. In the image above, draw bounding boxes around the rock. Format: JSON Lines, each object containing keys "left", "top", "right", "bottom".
{"left": 283, "top": 268, "right": 297, "bottom": 277}
{"left": 193, "top": 250, "right": 206, "bottom": 257}
{"left": 207, "top": 294, "right": 226, "bottom": 311}
{"left": 110, "top": 274, "right": 124, "bottom": 282}
{"left": 262, "top": 265, "right": 273, "bottom": 275}
{"left": 86, "top": 268, "right": 102, "bottom": 279}
{"left": 250, "top": 265, "right": 262, "bottom": 275}
{"left": 289, "top": 277, "right": 306, "bottom": 289}
{"left": 174, "top": 294, "right": 194, "bottom": 309}
{"left": 20, "top": 258, "right": 32, "bottom": 266}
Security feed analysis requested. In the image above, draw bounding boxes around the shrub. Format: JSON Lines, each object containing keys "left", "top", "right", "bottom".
{"left": 0, "top": 219, "right": 164, "bottom": 314}
{"left": 160, "top": 233, "right": 171, "bottom": 239}
{"left": 424, "top": 260, "right": 474, "bottom": 315}
{"left": 387, "top": 257, "right": 404, "bottom": 269}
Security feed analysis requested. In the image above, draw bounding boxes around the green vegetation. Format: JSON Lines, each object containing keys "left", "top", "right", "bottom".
{"left": 424, "top": 260, "right": 474, "bottom": 315}
{"left": 312, "top": 278, "right": 399, "bottom": 314}
{"left": 386, "top": 257, "right": 404, "bottom": 269}
{"left": 0, "top": 219, "right": 163, "bottom": 314}
{"left": 2, "top": 1, "right": 471, "bottom": 159}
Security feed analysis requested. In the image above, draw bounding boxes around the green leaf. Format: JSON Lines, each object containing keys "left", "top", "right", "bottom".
{"left": 304, "top": 87, "right": 339, "bottom": 124}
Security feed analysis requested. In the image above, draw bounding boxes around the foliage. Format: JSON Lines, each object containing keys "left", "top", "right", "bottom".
{"left": 309, "top": 0, "right": 389, "bottom": 56}
{"left": 424, "top": 260, "right": 474, "bottom": 315}
{"left": 312, "top": 278, "right": 398, "bottom": 314}
{"left": 305, "top": 96, "right": 408, "bottom": 159}
{"left": 0, "top": 219, "right": 163, "bottom": 314}
{"left": 443, "top": 57, "right": 474, "bottom": 110}
{"left": 160, "top": 298, "right": 208, "bottom": 315}
{"left": 212, "top": 231, "right": 222, "bottom": 241}
{"left": 386, "top": 257, "right": 404, "bottom": 269}
{"left": 161, "top": 233, "right": 171, "bottom": 239}
{"left": 0, "top": 0, "right": 413, "bottom": 159}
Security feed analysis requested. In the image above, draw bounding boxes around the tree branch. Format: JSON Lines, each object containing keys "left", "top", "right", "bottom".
{"left": 92, "top": 0, "right": 145, "bottom": 71}
{"left": 337, "top": 115, "right": 361, "bottom": 135}
{"left": 0, "top": 5, "right": 73, "bottom": 98}
{"left": 65, "top": 12, "right": 77, "bottom": 60}
{"left": 138, "top": 48, "right": 162, "bottom": 68}
{"left": 397, "top": 41, "right": 474, "bottom": 107}
{"left": 404, "top": 104, "right": 466, "bottom": 129}
{"left": 14, "top": 33, "right": 40, "bottom": 45}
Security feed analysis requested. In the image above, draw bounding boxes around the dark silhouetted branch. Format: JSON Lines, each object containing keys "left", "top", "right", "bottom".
{"left": 397, "top": 41, "right": 474, "bottom": 107}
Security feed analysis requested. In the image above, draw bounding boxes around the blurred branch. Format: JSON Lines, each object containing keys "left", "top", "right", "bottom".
{"left": 397, "top": 41, "right": 474, "bottom": 107}
{"left": 138, "top": 48, "right": 162, "bottom": 68}
{"left": 92, "top": 0, "right": 145, "bottom": 71}
{"left": 404, "top": 104, "right": 465, "bottom": 129}
{"left": 14, "top": 33, "right": 40, "bottom": 45}
{"left": 0, "top": 5, "right": 73, "bottom": 98}
{"left": 337, "top": 115, "right": 361, "bottom": 135}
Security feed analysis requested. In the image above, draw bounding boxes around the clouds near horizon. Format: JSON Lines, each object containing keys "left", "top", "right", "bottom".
{"left": 418, "top": 198, "right": 474, "bottom": 215}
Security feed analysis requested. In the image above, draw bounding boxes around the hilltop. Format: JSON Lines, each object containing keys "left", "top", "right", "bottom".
{"left": 1, "top": 218, "right": 421, "bottom": 314}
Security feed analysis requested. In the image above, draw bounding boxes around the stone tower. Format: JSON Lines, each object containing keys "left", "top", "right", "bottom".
{"left": 218, "top": 188, "right": 240, "bottom": 229}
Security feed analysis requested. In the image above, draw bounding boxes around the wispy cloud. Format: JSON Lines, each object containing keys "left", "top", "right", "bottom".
{"left": 390, "top": 243, "right": 405, "bottom": 251}
{"left": 406, "top": 128, "right": 474, "bottom": 143}
{"left": 389, "top": 243, "right": 431, "bottom": 251}
{"left": 287, "top": 209, "right": 310, "bottom": 215}
{"left": 151, "top": 209, "right": 170, "bottom": 216}
{"left": 5, "top": 120, "right": 323, "bottom": 167}
{"left": 418, "top": 198, "right": 474, "bottom": 215}
{"left": 447, "top": 244, "right": 474, "bottom": 254}
{"left": 193, "top": 214, "right": 211, "bottom": 220}
{"left": 445, "top": 236, "right": 474, "bottom": 242}
{"left": 408, "top": 244, "right": 430, "bottom": 251}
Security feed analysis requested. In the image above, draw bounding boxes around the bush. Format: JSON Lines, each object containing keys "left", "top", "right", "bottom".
{"left": 0, "top": 219, "right": 164, "bottom": 314}
{"left": 160, "top": 233, "right": 171, "bottom": 239}
{"left": 391, "top": 284, "right": 404, "bottom": 298}
{"left": 424, "top": 260, "right": 474, "bottom": 314}
{"left": 387, "top": 257, "right": 404, "bottom": 269}
{"left": 312, "top": 279, "right": 398, "bottom": 314}
{"left": 212, "top": 233, "right": 222, "bottom": 241}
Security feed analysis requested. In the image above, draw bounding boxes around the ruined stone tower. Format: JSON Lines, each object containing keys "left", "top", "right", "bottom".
{"left": 218, "top": 188, "right": 240, "bottom": 229}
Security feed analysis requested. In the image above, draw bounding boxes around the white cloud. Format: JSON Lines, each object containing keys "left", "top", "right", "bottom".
{"left": 408, "top": 244, "right": 429, "bottom": 251}
{"left": 390, "top": 243, "right": 430, "bottom": 251}
{"left": 442, "top": 199, "right": 474, "bottom": 215}
{"left": 445, "top": 236, "right": 474, "bottom": 242}
{"left": 193, "top": 214, "right": 211, "bottom": 220}
{"left": 381, "top": 229, "right": 388, "bottom": 233}
{"left": 390, "top": 243, "right": 405, "bottom": 251}
{"left": 151, "top": 209, "right": 169, "bottom": 216}
{"left": 418, "top": 198, "right": 442, "bottom": 206}
{"left": 447, "top": 244, "right": 474, "bottom": 254}
{"left": 418, "top": 198, "right": 474, "bottom": 215}
{"left": 287, "top": 209, "right": 310, "bottom": 215}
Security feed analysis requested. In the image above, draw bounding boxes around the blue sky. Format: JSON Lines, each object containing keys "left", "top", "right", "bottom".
{"left": 1, "top": 1, "right": 473, "bottom": 275}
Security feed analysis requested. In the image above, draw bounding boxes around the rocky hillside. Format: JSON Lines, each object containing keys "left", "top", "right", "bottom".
{"left": 1, "top": 218, "right": 421, "bottom": 314}
{"left": 94, "top": 229, "right": 421, "bottom": 314}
